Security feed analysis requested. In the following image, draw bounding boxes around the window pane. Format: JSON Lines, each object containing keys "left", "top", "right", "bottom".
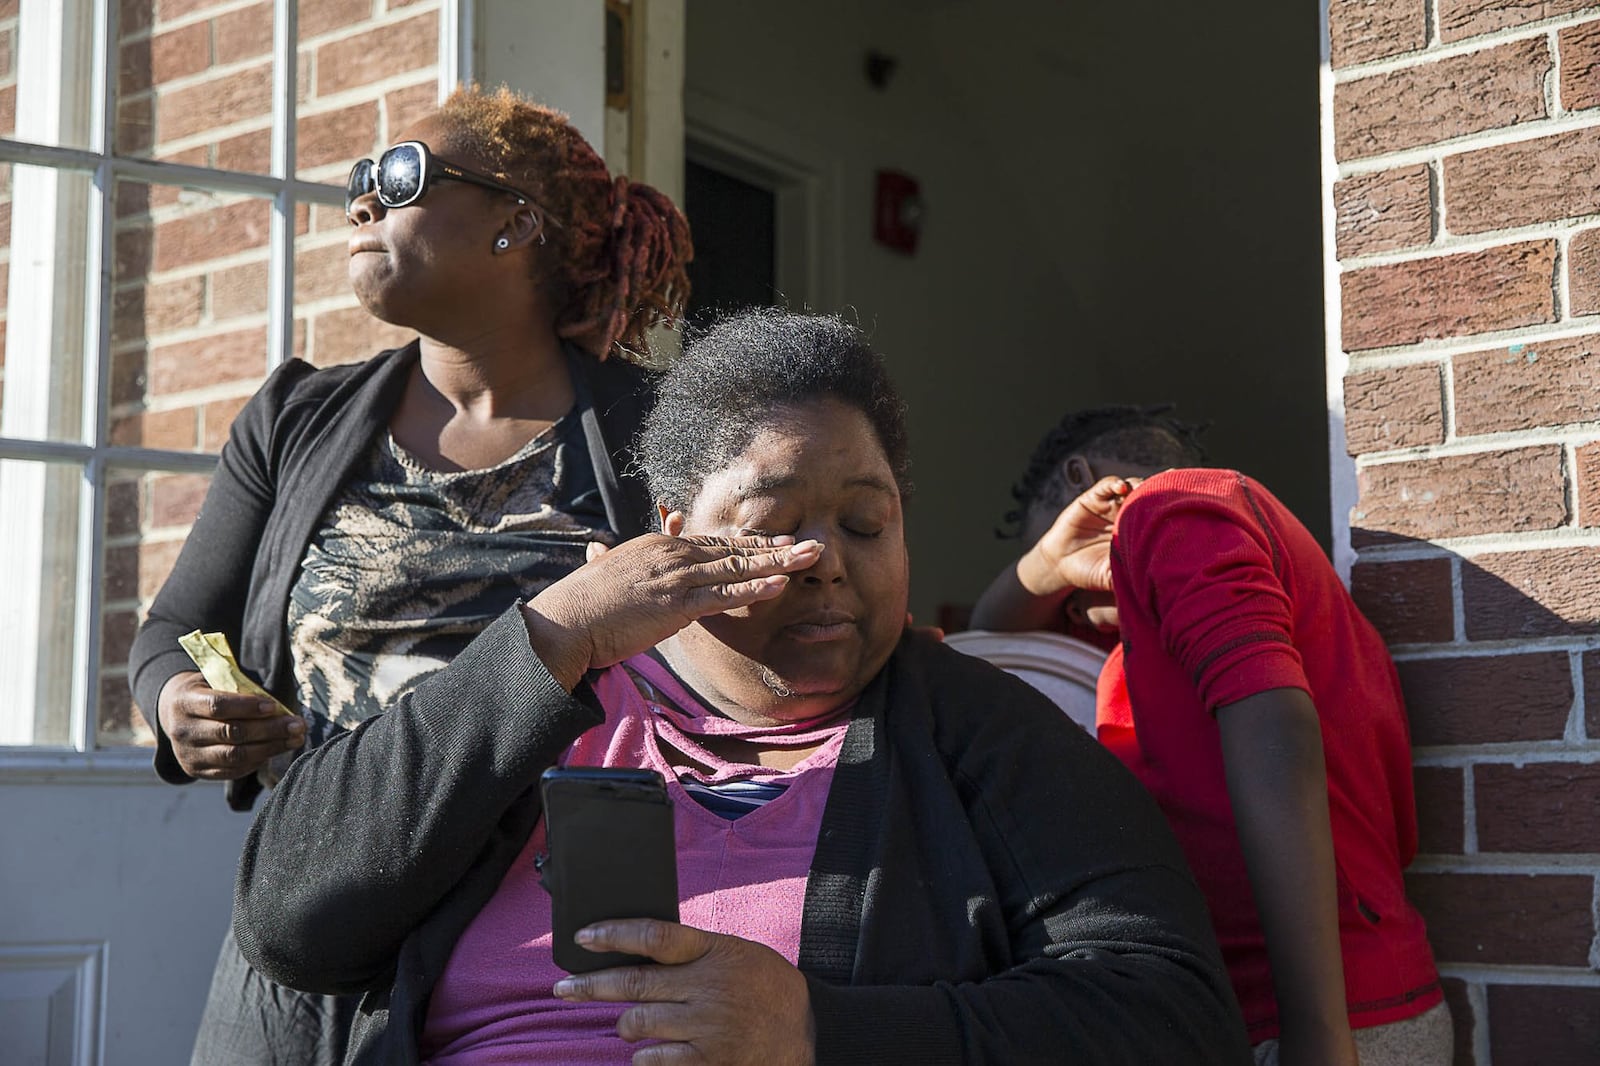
{"left": 294, "top": 202, "right": 415, "bottom": 367}
{"left": 0, "top": 457, "right": 82, "bottom": 747}
{"left": 99, "top": 466, "right": 211, "bottom": 749}
{"left": 4, "top": 0, "right": 97, "bottom": 149}
{"left": 0, "top": 162, "right": 95, "bottom": 444}
{"left": 296, "top": 1, "right": 441, "bottom": 180}
{"left": 111, "top": 180, "right": 282, "bottom": 453}
{"left": 118, "top": 0, "right": 275, "bottom": 171}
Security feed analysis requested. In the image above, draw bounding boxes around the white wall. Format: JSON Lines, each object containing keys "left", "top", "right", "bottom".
{"left": 686, "top": 0, "right": 1328, "bottom": 622}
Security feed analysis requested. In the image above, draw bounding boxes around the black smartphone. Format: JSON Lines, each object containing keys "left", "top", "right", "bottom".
{"left": 539, "top": 766, "right": 680, "bottom": 973}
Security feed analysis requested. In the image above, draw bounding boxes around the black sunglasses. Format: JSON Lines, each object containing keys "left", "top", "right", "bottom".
{"left": 345, "top": 140, "right": 561, "bottom": 227}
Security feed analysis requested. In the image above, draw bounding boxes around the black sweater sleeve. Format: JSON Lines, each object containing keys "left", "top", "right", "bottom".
{"left": 807, "top": 641, "right": 1250, "bottom": 1065}
{"left": 232, "top": 606, "right": 603, "bottom": 994}
{"left": 127, "top": 359, "right": 319, "bottom": 784}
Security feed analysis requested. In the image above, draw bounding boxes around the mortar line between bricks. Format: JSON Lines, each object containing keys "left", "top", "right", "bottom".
{"left": 1451, "top": 555, "right": 1468, "bottom": 643}
{"left": 1465, "top": 980, "right": 1490, "bottom": 1066}
{"left": 1557, "top": 230, "right": 1575, "bottom": 322}
{"left": 1564, "top": 441, "right": 1581, "bottom": 531}
{"left": 1548, "top": 29, "right": 1565, "bottom": 119}
{"left": 1357, "top": 432, "right": 1600, "bottom": 467}
{"left": 1439, "top": 344, "right": 1458, "bottom": 443}
{"left": 1414, "top": 748, "right": 1600, "bottom": 767}
{"left": 1408, "top": 854, "right": 1600, "bottom": 874}
{"left": 1393, "top": 638, "right": 1600, "bottom": 660}
{"left": 1574, "top": 652, "right": 1590, "bottom": 743}
{"left": 1339, "top": 217, "right": 1598, "bottom": 271}
{"left": 1335, "top": 113, "right": 1600, "bottom": 178}
{"left": 1342, "top": 320, "right": 1600, "bottom": 364}
{"left": 1424, "top": 0, "right": 1440, "bottom": 50}
{"left": 1439, "top": 963, "right": 1600, "bottom": 987}
{"left": 1359, "top": 527, "right": 1600, "bottom": 555}
{"left": 1461, "top": 761, "right": 1478, "bottom": 852}
{"left": 1590, "top": 880, "right": 1600, "bottom": 970}
{"left": 1333, "top": 9, "right": 1600, "bottom": 81}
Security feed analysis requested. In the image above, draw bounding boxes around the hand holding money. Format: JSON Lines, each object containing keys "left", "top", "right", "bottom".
{"left": 156, "top": 631, "right": 305, "bottom": 782}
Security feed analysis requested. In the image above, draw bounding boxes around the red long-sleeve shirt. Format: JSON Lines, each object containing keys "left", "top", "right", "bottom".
{"left": 1096, "top": 468, "right": 1441, "bottom": 1040}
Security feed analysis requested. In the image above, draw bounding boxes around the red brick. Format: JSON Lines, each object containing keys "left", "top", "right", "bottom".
{"left": 1334, "top": 39, "right": 1549, "bottom": 161}
{"left": 116, "top": 96, "right": 153, "bottom": 155}
{"left": 384, "top": 81, "right": 438, "bottom": 142}
{"left": 154, "top": 199, "right": 270, "bottom": 273}
{"left": 114, "top": 181, "right": 151, "bottom": 220}
{"left": 1350, "top": 557, "right": 1455, "bottom": 644}
{"left": 210, "top": 260, "right": 269, "bottom": 319}
{"left": 1571, "top": 228, "right": 1600, "bottom": 318}
{"left": 1440, "top": 0, "right": 1594, "bottom": 43}
{"left": 104, "top": 537, "right": 185, "bottom": 602}
{"left": 1341, "top": 241, "right": 1557, "bottom": 350}
{"left": 1560, "top": 21, "right": 1600, "bottom": 112}
{"left": 1333, "top": 165, "right": 1432, "bottom": 258}
{"left": 295, "top": 239, "right": 352, "bottom": 302}
{"left": 1487, "top": 984, "right": 1600, "bottom": 1065}
{"left": 0, "top": 27, "right": 10, "bottom": 81}
{"left": 109, "top": 407, "right": 198, "bottom": 450}
{"left": 120, "top": 39, "right": 153, "bottom": 97}
{"left": 1454, "top": 335, "right": 1600, "bottom": 435}
{"left": 1441, "top": 978, "right": 1476, "bottom": 1066}
{"left": 1413, "top": 765, "right": 1465, "bottom": 854}
{"left": 1463, "top": 547, "right": 1600, "bottom": 640}
{"left": 1406, "top": 871, "right": 1595, "bottom": 965}
{"left": 110, "top": 349, "right": 148, "bottom": 407}
{"left": 118, "top": 0, "right": 151, "bottom": 36}
{"left": 296, "top": 101, "right": 378, "bottom": 172}
{"left": 1399, "top": 653, "right": 1573, "bottom": 745}
{"left": 298, "top": 0, "right": 374, "bottom": 40}
{"left": 136, "top": 539, "right": 184, "bottom": 601}
{"left": 1343, "top": 364, "right": 1444, "bottom": 454}
{"left": 1477, "top": 763, "right": 1600, "bottom": 853}
{"left": 112, "top": 276, "right": 205, "bottom": 342}
{"left": 156, "top": 63, "right": 271, "bottom": 143}
{"left": 315, "top": 14, "right": 437, "bottom": 96}
{"left": 1355, "top": 447, "right": 1566, "bottom": 539}
{"left": 105, "top": 479, "right": 142, "bottom": 538}
{"left": 101, "top": 609, "right": 139, "bottom": 667}
{"left": 215, "top": 127, "right": 271, "bottom": 173}
{"left": 150, "top": 21, "right": 210, "bottom": 84}
{"left": 310, "top": 305, "right": 414, "bottom": 365}
{"left": 147, "top": 326, "right": 267, "bottom": 395}
{"left": 149, "top": 472, "right": 209, "bottom": 528}
{"left": 1578, "top": 441, "right": 1600, "bottom": 527}
{"left": 158, "top": 0, "right": 229, "bottom": 19}
{"left": 201, "top": 394, "right": 248, "bottom": 451}
{"left": 310, "top": 202, "right": 348, "bottom": 234}
{"left": 96, "top": 677, "right": 144, "bottom": 747}
{"left": 1329, "top": 0, "right": 1427, "bottom": 68}
{"left": 1444, "top": 127, "right": 1600, "bottom": 234}
{"left": 213, "top": 2, "right": 273, "bottom": 65}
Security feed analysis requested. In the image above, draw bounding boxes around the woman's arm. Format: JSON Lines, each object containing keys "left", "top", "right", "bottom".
{"left": 969, "top": 478, "right": 1132, "bottom": 631}
{"left": 1219, "top": 688, "right": 1359, "bottom": 1066}
{"left": 128, "top": 360, "right": 317, "bottom": 783}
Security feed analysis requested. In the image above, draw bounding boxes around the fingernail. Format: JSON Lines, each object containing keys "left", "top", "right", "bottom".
{"left": 574, "top": 927, "right": 599, "bottom": 944}
{"left": 287, "top": 719, "right": 305, "bottom": 733}
{"left": 791, "top": 540, "right": 822, "bottom": 554}
{"left": 552, "top": 978, "right": 575, "bottom": 997}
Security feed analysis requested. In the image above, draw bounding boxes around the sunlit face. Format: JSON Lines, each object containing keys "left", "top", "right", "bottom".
{"left": 664, "top": 399, "right": 910, "bottom": 722}
{"left": 345, "top": 115, "right": 505, "bottom": 329}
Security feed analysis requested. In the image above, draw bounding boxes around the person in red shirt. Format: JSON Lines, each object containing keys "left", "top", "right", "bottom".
{"left": 974, "top": 411, "right": 1450, "bottom": 1066}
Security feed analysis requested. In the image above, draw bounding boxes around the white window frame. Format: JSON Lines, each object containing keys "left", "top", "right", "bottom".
{"left": 0, "top": 0, "right": 473, "bottom": 769}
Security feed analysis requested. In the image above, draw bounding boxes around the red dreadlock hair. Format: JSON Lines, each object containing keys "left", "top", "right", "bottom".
{"left": 437, "top": 85, "right": 693, "bottom": 364}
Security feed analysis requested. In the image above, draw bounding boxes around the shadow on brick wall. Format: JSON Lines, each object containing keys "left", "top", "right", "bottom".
{"left": 1349, "top": 526, "right": 1598, "bottom": 1066}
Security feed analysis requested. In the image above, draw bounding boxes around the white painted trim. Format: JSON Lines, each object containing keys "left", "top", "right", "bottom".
{"left": 684, "top": 87, "right": 844, "bottom": 314}
{"left": 1320, "top": 0, "right": 1357, "bottom": 581}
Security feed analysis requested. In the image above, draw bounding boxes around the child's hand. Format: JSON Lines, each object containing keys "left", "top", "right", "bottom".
{"left": 1019, "top": 477, "right": 1137, "bottom": 596}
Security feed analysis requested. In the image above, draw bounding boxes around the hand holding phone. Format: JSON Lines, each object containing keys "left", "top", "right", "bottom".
{"left": 539, "top": 767, "right": 680, "bottom": 973}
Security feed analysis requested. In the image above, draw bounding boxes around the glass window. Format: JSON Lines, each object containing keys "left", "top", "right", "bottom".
{"left": 0, "top": 0, "right": 445, "bottom": 753}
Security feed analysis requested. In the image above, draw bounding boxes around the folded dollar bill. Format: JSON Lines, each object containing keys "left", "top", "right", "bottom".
{"left": 178, "top": 630, "right": 294, "bottom": 716}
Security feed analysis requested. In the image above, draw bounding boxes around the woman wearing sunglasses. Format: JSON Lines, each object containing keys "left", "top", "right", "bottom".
{"left": 128, "top": 85, "right": 691, "bottom": 1066}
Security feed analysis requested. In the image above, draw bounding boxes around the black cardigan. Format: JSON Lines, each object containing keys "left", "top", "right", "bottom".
{"left": 127, "top": 340, "right": 657, "bottom": 810}
{"left": 234, "top": 612, "right": 1251, "bottom": 1065}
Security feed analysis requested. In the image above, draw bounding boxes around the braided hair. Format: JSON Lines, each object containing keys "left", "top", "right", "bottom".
{"left": 1000, "top": 404, "right": 1209, "bottom": 537}
{"left": 437, "top": 86, "right": 693, "bottom": 364}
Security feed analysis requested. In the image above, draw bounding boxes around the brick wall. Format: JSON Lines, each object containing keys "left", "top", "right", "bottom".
{"left": 95, "top": 0, "right": 441, "bottom": 744}
{"left": 1331, "top": 2, "right": 1600, "bottom": 1061}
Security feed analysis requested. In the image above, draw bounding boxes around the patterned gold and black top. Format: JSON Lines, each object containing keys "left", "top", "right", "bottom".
{"left": 287, "top": 412, "right": 612, "bottom": 738}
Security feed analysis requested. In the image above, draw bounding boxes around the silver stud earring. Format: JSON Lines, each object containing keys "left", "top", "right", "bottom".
{"left": 495, "top": 236, "right": 510, "bottom": 251}
{"left": 538, "top": 231, "right": 546, "bottom": 246}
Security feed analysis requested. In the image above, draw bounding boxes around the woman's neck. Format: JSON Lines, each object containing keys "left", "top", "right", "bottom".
{"left": 415, "top": 322, "right": 573, "bottom": 423}
{"left": 654, "top": 637, "right": 847, "bottom": 729}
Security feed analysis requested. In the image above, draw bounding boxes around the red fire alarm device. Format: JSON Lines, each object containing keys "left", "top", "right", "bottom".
{"left": 874, "top": 170, "right": 923, "bottom": 255}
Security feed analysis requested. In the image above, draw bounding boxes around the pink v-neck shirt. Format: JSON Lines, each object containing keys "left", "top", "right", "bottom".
{"left": 418, "top": 656, "right": 848, "bottom": 1064}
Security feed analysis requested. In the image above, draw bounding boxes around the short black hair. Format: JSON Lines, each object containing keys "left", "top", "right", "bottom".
{"left": 1000, "top": 404, "right": 1208, "bottom": 537}
{"left": 635, "top": 308, "right": 910, "bottom": 516}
